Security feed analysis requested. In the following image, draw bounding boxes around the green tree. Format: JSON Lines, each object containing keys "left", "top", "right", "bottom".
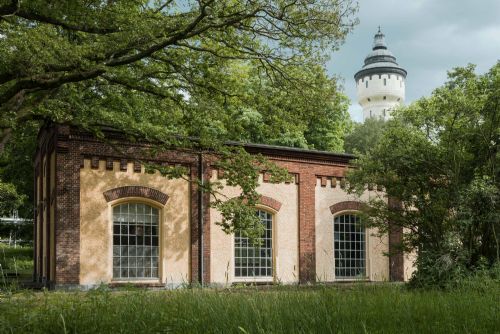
{"left": 0, "top": 1, "right": 357, "bottom": 238}
{"left": 348, "top": 63, "right": 500, "bottom": 286}
{"left": 201, "top": 62, "right": 351, "bottom": 151}
{"left": 0, "top": 121, "right": 37, "bottom": 218}
{"left": 344, "top": 117, "right": 386, "bottom": 154}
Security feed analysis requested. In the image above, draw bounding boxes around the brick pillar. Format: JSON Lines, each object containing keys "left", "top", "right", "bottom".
{"left": 298, "top": 174, "right": 316, "bottom": 283}
{"left": 388, "top": 197, "right": 404, "bottom": 281}
{"left": 54, "top": 126, "right": 81, "bottom": 286}
{"left": 189, "top": 167, "right": 200, "bottom": 283}
{"left": 190, "top": 162, "right": 211, "bottom": 284}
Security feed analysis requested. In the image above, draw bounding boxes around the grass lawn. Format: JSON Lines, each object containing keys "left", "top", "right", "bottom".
{"left": 0, "top": 244, "right": 33, "bottom": 287}
{"left": 0, "top": 283, "right": 498, "bottom": 333}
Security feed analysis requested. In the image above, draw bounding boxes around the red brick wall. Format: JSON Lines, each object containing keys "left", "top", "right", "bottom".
{"left": 38, "top": 125, "right": 402, "bottom": 286}
{"left": 190, "top": 162, "right": 211, "bottom": 284}
{"left": 54, "top": 126, "right": 81, "bottom": 285}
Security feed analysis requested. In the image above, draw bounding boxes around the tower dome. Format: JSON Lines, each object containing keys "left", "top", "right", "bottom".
{"left": 354, "top": 28, "right": 407, "bottom": 121}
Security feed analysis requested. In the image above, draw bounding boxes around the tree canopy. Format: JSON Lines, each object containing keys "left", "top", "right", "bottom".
{"left": 0, "top": 0, "right": 356, "bottom": 146}
{"left": 348, "top": 63, "right": 500, "bottom": 286}
{"left": 343, "top": 117, "right": 386, "bottom": 154}
{"left": 0, "top": 0, "right": 357, "bottom": 239}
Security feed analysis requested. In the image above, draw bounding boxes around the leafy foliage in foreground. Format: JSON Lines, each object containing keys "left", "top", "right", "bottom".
{"left": 0, "top": 284, "right": 498, "bottom": 333}
{"left": 348, "top": 63, "right": 500, "bottom": 286}
{"left": 0, "top": 0, "right": 356, "bottom": 238}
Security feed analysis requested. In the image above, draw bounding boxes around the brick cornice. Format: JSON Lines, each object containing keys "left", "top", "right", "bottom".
{"left": 103, "top": 186, "right": 169, "bottom": 205}
{"left": 329, "top": 201, "right": 367, "bottom": 214}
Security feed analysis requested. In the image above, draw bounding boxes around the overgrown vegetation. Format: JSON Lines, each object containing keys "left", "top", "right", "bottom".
{"left": 0, "top": 244, "right": 33, "bottom": 289}
{"left": 0, "top": 284, "right": 498, "bottom": 333}
{"left": 348, "top": 62, "right": 500, "bottom": 287}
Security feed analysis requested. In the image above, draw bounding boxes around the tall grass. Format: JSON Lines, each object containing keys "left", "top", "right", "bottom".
{"left": 0, "top": 245, "right": 33, "bottom": 290}
{"left": 0, "top": 284, "right": 498, "bottom": 333}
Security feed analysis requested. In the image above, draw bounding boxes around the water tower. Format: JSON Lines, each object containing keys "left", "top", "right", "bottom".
{"left": 354, "top": 28, "right": 407, "bottom": 121}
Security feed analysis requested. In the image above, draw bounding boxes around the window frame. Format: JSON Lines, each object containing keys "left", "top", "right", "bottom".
{"left": 232, "top": 206, "right": 277, "bottom": 283}
{"left": 109, "top": 197, "right": 163, "bottom": 283}
{"left": 332, "top": 210, "right": 369, "bottom": 281}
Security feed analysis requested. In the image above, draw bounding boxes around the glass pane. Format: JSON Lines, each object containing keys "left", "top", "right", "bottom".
{"left": 334, "top": 214, "right": 366, "bottom": 279}
{"left": 234, "top": 209, "right": 273, "bottom": 278}
{"left": 113, "top": 202, "right": 160, "bottom": 279}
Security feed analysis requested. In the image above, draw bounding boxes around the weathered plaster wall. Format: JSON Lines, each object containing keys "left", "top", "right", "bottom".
{"left": 79, "top": 159, "right": 190, "bottom": 286}
{"left": 210, "top": 171, "right": 299, "bottom": 285}
{"left": 315, "top": 178, "right": 389, "bottom": 282}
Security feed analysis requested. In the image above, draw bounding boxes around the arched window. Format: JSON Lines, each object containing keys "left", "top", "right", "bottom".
{"left": 334, "top": 213, "right": 366, "bottom": 279}
{"left": 234, "top": 210, "right": 273, "bottom": 278}
{"left": 384, "top": 78, "right": 387, "bottom": 86}
{"left": 112, "top": 203, "right": 159, "bottom": 279}
{"left": 365, "top": 81, "right": 368, "bottom": 88}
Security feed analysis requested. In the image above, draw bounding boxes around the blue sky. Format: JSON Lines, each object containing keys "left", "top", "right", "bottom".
{"left": 328, "top": 0, "right": 500, "bottom": 122}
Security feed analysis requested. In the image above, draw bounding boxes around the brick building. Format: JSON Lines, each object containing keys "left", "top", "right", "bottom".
{"left": 34, "top": 124, "right": 413, "bottom": 289}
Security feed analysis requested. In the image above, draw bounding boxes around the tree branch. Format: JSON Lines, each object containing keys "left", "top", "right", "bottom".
{"left": 0, "top": 69, "right": 105, "bottom": 106}
{"left": 13, "top": 7, "right": 119, "bottom": 34}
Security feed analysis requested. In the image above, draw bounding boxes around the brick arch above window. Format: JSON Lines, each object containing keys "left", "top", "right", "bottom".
{"left": 103, "top": 186, "right": 169, "bottom": 205}
{"left": 258, "top": 195, "right": 282, "bottom": 212}
{"left": 231, "top": 195, "right": 282, "bottom": 212}
{"left": 329, "top": 201, "right": 367, "bottom": 215}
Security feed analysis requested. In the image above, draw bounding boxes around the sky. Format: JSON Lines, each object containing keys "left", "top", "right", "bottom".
{"left": 328, "top": 0, "right": 500, "bottom": 123}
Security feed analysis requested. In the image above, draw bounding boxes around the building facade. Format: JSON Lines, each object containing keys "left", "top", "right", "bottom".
{"left": 34, "top": 124, "right": 413, "bottom": 289}
{"left": 355, "top": 28, "right": 407, "bottom": 121}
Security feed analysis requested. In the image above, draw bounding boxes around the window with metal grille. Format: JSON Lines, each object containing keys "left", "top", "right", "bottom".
{"left": 112, "top": 203, "right": 159, "bottom": 280}
{"left": 234, "top": 210, "right": 273, "bottom": 278}
{"left": 334, "top": 214, "right": 366, "bottom": 279}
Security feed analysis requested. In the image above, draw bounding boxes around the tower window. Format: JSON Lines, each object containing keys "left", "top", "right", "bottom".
{"left": 383, "top": 96, "right": 386, "bottom": 100}
{"left": 365, "top": 81, "right": 368, "bottom": 88}
{"left": 367, "top": 98, "right": 371, "bottom": 102}
{"left": 370, "top": 110, "right": 372, "bottom": 117}
{"left": 384, "top": 78, "right": 387, "bottom": 86}
{"left": 383, "top": 109, "right": 386, "bottom": 117}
